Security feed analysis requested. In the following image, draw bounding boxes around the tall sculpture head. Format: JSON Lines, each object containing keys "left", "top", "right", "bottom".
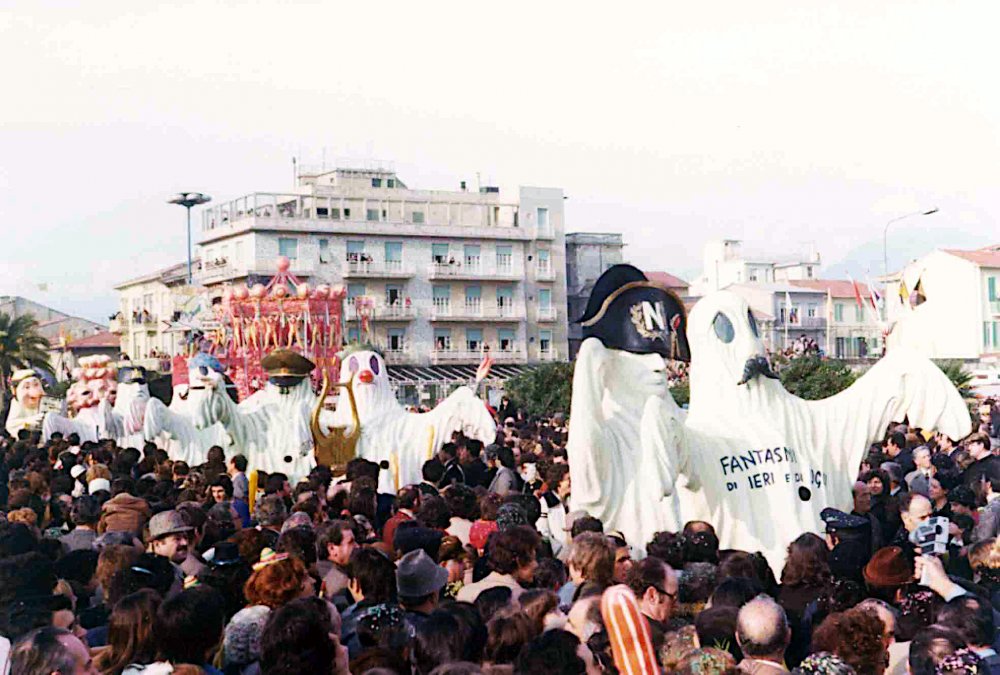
{"left": 686, "top": 291, "right": 779, "bottom": 411}
{"left": 337, "top": 346, "right": 396, "bottom": 421}
{"left": 261, "top": 349, "right": 315, "bottom": 396}
{"left": 11, "top": 370, "right": 43, "bottom": 411}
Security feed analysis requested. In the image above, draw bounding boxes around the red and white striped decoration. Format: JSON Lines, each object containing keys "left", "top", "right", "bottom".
{"left": 600, "top": 584, "right": 658, "bottom": 675}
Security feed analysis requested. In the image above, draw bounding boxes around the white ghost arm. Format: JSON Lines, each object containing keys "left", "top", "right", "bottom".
{"left": 42, "top": 412, "right": 99, "bottom": 443}
{"left": 423, "top": 387, "right": 497, "bottom": 447}
{"left": 805, "top": 347, "right": 971, "bottom": 473}
{"left": 567, "top": 338, "right": 615, "bottom": 507}
{"left": 144, "top": 397, "right": 197, "bottom": 443}
{"left": 639, "top": 393, "right": 686, "bottom": 498}
{"left": 192, "top": 386, "right": 271, "bottom": 451}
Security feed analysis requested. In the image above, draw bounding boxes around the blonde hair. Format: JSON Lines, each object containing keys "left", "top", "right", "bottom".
{"left": 87, "top": 463, "right": 112, "bottom": 482}
{"left": 7, "top": 508, "right": 37, "bottom": 528}
{"left": 568, "top": 531, "right": 614, "bottom": 586}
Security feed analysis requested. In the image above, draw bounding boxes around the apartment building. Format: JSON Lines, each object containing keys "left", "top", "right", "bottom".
{"left": 195, "top": 166, "right": 569, "bottom": 369}
{"left": 565, "top": 232, "right": 624, "bottom": 358}
{"left": 112, "top": 261, "right": 202, "bottom": 362}
{"left": 789, "top": 280, "right": 881, "bottom": 358}
{"left": 690, "top": 239, "right": 821, "bottom": 296}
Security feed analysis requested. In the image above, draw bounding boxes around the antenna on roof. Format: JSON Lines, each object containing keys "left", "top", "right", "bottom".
{"left": 292, "top": 156, "right": 297, "bottom": 186}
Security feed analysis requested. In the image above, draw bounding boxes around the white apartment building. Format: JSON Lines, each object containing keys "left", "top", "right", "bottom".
{"left": 789, "top": 280, "right": 881, "bottom": 358}
{"left": 886, "top": 245, "right": 1000, "bottom": 361}
{"left": 690, "top": 239, "right": 821, "bottom": 296}
{"left": 195, "top": 166, "right": 569, "bottom": 369}
{"left": 113, "top": 261, "right": 202, "bottom": 362}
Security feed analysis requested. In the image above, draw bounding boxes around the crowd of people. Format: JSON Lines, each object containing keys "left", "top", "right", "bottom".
{"left": 1, "top": 396, "right": 1000, "bottom": 675}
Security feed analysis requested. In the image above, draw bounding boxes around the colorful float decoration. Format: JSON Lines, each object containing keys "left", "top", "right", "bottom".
{"left": 204, "top": 256, "right": 348, "bottom": 400}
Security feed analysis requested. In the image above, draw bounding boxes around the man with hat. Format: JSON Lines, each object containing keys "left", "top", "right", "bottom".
{"left": 147, "top": 509, "right": 194, "bottom": 568}
{"left": 396, "top": 549, "right": 448, "bottom": 632}
{"left": 821, "top": 507, "right": 872, "bottom": 583}
{"left": 566, "top": 264, "right": 691, "bottom": 551}
{"left": 191, "top": 348, "right": 326, "bottom": 481}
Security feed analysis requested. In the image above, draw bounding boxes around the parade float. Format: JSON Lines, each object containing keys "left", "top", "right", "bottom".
{"left": 6, "top": 369, "right": 46, "bottom": 437}
{"left": 567, "top": 264, "right": 972, "bottom": 569}
{"left": 42, "top": 355, "right": 118, "bottom": 443}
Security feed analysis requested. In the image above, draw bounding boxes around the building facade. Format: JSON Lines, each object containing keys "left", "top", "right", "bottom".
{"left": 690, "top": 239, "right": 821, "bottom": 296}
{"left": 0, "top": 296, "right": 107, "bottom": 378}
{"left": 565, "top": 232, "right": 625, "bottom": 358}
{"left": 725, "top": 283, "right": 828, "bottom": 352}
{"left": 789, "top": 280, "right": 881, "bottom": 358}
{"left": 113, "top": 261, "right": 201, "bottom": 362}
{"left": 195, "top": 167, "right": 569, "bottom": 367}
{"left": 886, "top": 245, "right": 1000, "bottom": 361}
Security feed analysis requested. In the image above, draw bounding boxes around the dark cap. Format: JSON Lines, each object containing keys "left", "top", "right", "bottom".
{"left": 260, "top": 349, "right": 315, "bottom": 384}
{"left": 577, "top": 264, "right": 689, "bottom": 361}
{"left": 820, "top": 508, "right": 870, "bottom": 533}
{"left": 117, "top": 366, "right": 149, "bottom": 384}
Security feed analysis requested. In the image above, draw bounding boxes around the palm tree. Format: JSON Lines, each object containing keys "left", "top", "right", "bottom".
{"left": 0, "top": 312, "right": 53, "bottom": 383}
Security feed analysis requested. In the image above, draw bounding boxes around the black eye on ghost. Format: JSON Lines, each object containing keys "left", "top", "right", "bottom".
{"left": 369, "top": 355, "right": 380, "bottom": 375}
{"left": 748, "top": 309, "right": 759, "bottom": 338}
{"left": 713, "top": 312, "right": 735, "bottom": 343}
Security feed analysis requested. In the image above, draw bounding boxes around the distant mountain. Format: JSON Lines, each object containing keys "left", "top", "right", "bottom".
{"left": 823, "top": 229, "right": 993, "bottom": 280}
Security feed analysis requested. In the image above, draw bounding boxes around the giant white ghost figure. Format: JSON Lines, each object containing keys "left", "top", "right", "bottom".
{"left": 190, "top": 349, "right": 324, "bottom": 481}
{"left": 43, "top": 357, "right": 117, "bottom": 443}
{"left": 107, "top": 366, "right": 150, "bottom": 449}
{"left": 6, "top": 370, "right": 46, "bottom": 437}
{"left": 670, "top": 291, "right": 971, "bottom": 569}
{"left": 567, "top": 266, "right": 972, "bottom": 571}
{"left": 326, "top": 348, "right": 497, "bottom": 489}
{"left": 143, "top": 356, "right": 233, "bottom": 464}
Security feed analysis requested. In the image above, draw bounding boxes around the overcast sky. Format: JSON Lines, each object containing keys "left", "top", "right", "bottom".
{"left": 3, "top": 1, "right": 998, "bottom": 322}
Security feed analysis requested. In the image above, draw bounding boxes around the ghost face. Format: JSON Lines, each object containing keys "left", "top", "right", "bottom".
{"left": 339, "top": 350, "right": 394, "bottom": 420}
{"left": 14, "top": 376, "right": 43, "bottom": 409}
{"left": 600, "top": 347, "right": 670, "bottom": 406}
{"left": 688, "top": 291, "right": 776, "bottom": 387}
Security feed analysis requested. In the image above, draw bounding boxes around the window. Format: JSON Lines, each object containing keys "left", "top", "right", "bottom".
{"left": 385, "top": 285, "right": 403, "bottom": 305}
{"left": 807, "top": 266, "right": 814, "bottom": 279}
{"left": 382, "top": 209, "right": 387, "bottom": 219}
{"left": 330, "top": 208, "right": 341, "bottom": 220}
{"left": 388, "top": 328, "right": 405, "bottom": 351}
{"left": 346, "top": 240, "right": 365, "bottom": 262}
{"left": 834, "top": 303, "right": 844, "bottom": 322}
{"left": 366, "top": 209, "right": 380, "bottom": 222}
{"left": 371, "top": 178, "right": 382, "bottom": 188}
{"left": 432, "top": 243, "right": 449, "bottom": 263}
{"left": 347, "top": 284, "right": 366, "bottom": 301}
{"left": 348, "top": 327, "right": 360, "bottom": 343}
{"left": 387, "top": 179, "right": 395, "bottom": 188}
{"left": 466, "top": 328, "right": 483, "bottom": 351}
{"left": 537, "top": 207, "right": 549, "bottom": 227}
{"left": 412, "top": 211, "right": 425, "bottom": 224}
{"left": 318, "top": 239, "right": 330, "bottom": 262}
{"left": 316, "top": 207, "right": 328, "bottom": 218}
{"left": 989, "top": 277, "right": 998, "bottom": 301}
{"left": 807, "top": 304, "right": 817, "bottom": 318}
{"left": 434, "top": 328, "right": 452, "bottom": 351}
{"left": 540, "top": 330, "right": 552, "bottom": 353}
{"left": 278, "top": 237, "right": 298, "bottom": 260}
{"left": 465, "top": 285, "right": 482, "bottom": 311}
{"left": 538, "top": 288, "right": 551, "bottom": 308}
{"left": 464, "top": 245, "right": 481, "bottom": 267}
{"left": 749, "top": 269, "right": 758, "bottom": 282}
{"left": 854, "top": 305, "right": 864, "bottom": 322}
{"left": 433, "top": 286, "right": 451, "bottom": 301}
{"left": 384, "top": 241, "right": 403, "bottom": 263}
{"left": 497, "top": 245, "right": 513, "bottom": 271}
{"left": 499, "top": 329, "right": 515, "bottom": 351}
{"left": 343, "top": 208, "right": 351, "bottom": 219}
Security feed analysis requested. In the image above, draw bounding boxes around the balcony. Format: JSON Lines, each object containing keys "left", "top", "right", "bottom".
{"left": 109, "top": 318, "right": 124, "bottom": 334}
{"left": 536, "top": 306, "right": 557, "bottom": 322}
{"left": 536, "top": 261, "right": 556, "bottom": 281}
{"left": 430, "top": 299, "right": 523, "bottom": 322}
{"left": 536, "top": 224, "right": 555, "bottom": 240}
{"left": 345, "top": 302, "right": 416, "bottom": 321}
{"left": 427, "top": 260, "right": 521, "bottom": 281}
{"left": 776, "top": 316, "right": 827, "bottom": 329}
{"left": 431, "top": 346, "right": 527, "bottom": 364}
{"left": 538, "top": 347, "right": 559, "bottom": 361}
{"left": 342, "top": 258, "right": 415, "bottom": 279}
{"left": 198, "top": 257, "right": 316, "bottom": 284}
{"left": 383, "top": 347, "right": 413, "bottom": 364}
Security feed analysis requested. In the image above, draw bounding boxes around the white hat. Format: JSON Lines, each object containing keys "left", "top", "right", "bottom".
{"left": 70, "top": 465, "right": 86, "bottom": 479}
{"left": 88, "top": 477, "right": 111, "bottom": 494}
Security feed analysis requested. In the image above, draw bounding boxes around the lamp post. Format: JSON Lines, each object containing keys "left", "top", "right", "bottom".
{"left": 168, "top": 192, "right": 212, "bottom": 284}
{"left": 882, "top": 207, "right": 938, "bottom": 284}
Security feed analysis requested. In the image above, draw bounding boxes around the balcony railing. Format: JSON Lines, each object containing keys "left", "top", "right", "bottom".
{"left": 536, "top": 224, "right": 555, "bottom": 239}
{"left": 383, "top": 347, "right": 412, "bottom": 364}
{"left": 427, "top": 261, "right": 521, "bottom": 280}
{"left": 343, "top": 259, "right": 414, "bottom": 278}
{"left": 776, "top": 316, "right": 827, "bottom": 329}
{"left": 430, "top": 300, "right": 523, "bottom": 321}
{"left": 197, "top": 258, "right": 316, "bottom": 283}
{"left": 345, "top": 302, "right": 416, "bottom": 321}
{"left": 538, "top": 347, "right": 559, "bottom": 361}
{"left": 536, "top": 306, "right": 557, "bottom": 321}
{"left": 536, "top": 262, "right": 555, "bottom": 280}
{"left": 431, "top": 346, "right": 527, "bottom": 364}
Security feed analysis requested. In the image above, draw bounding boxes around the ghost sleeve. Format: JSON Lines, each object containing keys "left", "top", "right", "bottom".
{"left": 639, "top": 394, "right": 686, "bottom": 499}
{"left": 566, "top": 338, "right": 615, "bottom": 508}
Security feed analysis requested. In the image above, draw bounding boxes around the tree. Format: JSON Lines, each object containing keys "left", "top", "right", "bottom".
{"left": 933, "top": 360, "right": 974, "bottom": 399}
{"left": 0, "top": 312, "right": 53, "bottom": 382}
{"left": 504, "top": 362, "right": 574, "bottom": 417}
{"left": 778, "top": 355, "right": 857, "bottom": 401}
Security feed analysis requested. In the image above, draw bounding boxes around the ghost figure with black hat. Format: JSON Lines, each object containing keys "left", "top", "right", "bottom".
{"left": 106, "top": 365, "right": 151, "bottom": 448}
{"left": 566, "top": 264, "right": 691, "bottom": 553}
{"left": 143, "top": 353, "right": 235, "bottom": 466}
{"left": 190, "top": 349, "right": 326, "bottom": 481}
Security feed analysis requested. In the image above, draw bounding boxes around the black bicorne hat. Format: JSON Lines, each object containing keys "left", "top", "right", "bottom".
{"left": 577, "top": 264, "right": 690, "bottom": 361}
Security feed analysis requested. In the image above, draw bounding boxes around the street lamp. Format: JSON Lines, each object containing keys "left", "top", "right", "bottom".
{"left": 168, "top": 192, "right": 212, "bottom": 284}
{"left": 882, "top": 207, "right": 939, "bottom": 283}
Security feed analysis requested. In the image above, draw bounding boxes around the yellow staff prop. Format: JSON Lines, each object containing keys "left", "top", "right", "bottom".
{"left": 310, "top": 374, "right": 361, "bottom": 467}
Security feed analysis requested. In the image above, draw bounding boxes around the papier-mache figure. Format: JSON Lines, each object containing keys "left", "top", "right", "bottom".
{"left": 6, "top": 369, "right": 46, "bottom": 436}
{"left": 190, "top": 349, "right": 326, "bottom": 480}
{"left": 324, "top": 345, "right": 497, "bottom": 490}
{"left": 43, "top": 355, "right": 117, "bottom": 443}
{"left": 143, "top": 354, "right": 233, "bottom": 465}
{"left": 108, "top": 365, "right": 150, "bottom": 449}
{"left": 566, "top": 264, "right": 691, "bottom": 554}
{"left": 568, "top": 265, "right": 973, "bottom": 569}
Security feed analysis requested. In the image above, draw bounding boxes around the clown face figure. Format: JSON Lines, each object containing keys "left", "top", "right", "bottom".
{"left": 6, "top": 370, "right": 46, "bottom": 436}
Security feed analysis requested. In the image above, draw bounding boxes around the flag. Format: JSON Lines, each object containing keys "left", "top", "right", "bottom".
{"left": 898, "top": 278, "right": 909, "bottom": 305}
{"left": 848, "top": 275, "right": 864, "bottom": 310}
{"left": 866, "top": 276, "right": 883, "bottom": 323}
{"left": 784, "top": 291, "right": 793, "bottom": 324}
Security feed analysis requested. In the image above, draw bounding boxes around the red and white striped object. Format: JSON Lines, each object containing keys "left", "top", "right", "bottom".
{"left": 600, "top": 584, "right": 659, "bottom": 675}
